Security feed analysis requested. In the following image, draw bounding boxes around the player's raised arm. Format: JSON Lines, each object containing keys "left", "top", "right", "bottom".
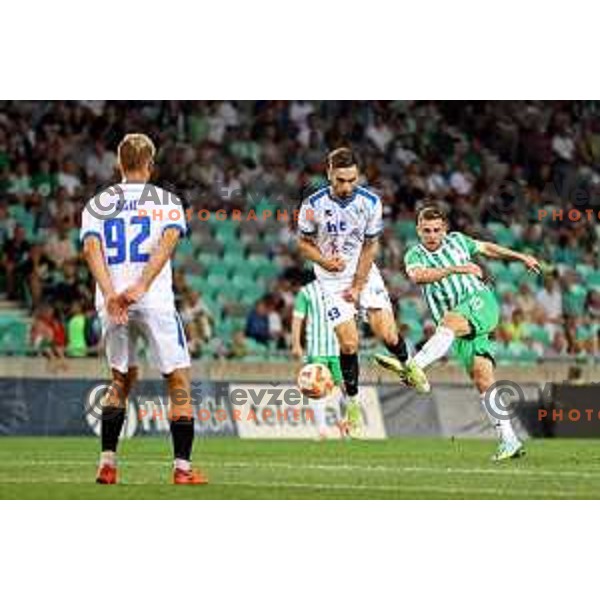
{"left": 477, "top": 240, "right": 541, "bottom": 273}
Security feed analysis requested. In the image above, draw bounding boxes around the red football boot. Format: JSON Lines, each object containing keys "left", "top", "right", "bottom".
{"left": 173, "top": 467, "right": 208, "bottom": 485}
{"left": 96, "top": 463, "right": 118, "bottom": 484}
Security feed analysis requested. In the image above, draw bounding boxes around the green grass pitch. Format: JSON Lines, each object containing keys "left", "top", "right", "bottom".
{"left": 1, "top": 436, "right": 600, "bottom": 499}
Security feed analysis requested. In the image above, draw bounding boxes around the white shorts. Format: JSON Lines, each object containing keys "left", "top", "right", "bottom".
{"left": 100, "top": 307, "right": 191, "bottom": 375}
{"left": 320, "top": 269, "right": 393, "bottom": 329}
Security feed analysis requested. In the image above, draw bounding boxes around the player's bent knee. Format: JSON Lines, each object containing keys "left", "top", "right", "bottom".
{"left": 340, "top": 342, "right": 358, "bottom": 354}
{"left": 442, "top": 312, "right": 470, "bottom": 336}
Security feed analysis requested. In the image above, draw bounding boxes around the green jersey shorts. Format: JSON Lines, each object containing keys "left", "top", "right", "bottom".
{"left": 451, "top": 289, "right": 499, "bottom": 373}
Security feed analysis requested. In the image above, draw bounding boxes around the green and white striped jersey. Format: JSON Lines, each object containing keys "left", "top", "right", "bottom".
{"left": 293, "top": 281, "right": 339, "bottom": 357}
{"left": 404, "top": 231, "right": 489, "bottom": 323}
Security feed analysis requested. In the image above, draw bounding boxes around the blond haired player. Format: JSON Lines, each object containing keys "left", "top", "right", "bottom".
{"left": 376, "top": 204, "right": 541, "bottom": 461}
{"left": 81, "top": 133, "right": 207, "bottom": 484}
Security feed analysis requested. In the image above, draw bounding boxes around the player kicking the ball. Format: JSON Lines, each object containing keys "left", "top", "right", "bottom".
{"left": 291, "top": 279, "right": 352, "bottom": 438}
{"left": 81, "top": 133, "right": 207, "bottom": 484}
{"left": 375, "top": 204, "right": 541, "bottom": 461}
{"left": 297, "top": 148, "right": 410, "bottom": 437}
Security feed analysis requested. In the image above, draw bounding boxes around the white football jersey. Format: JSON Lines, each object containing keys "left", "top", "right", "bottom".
{"left": 80, "top": 182, "right": 187, "bottom": 311}
{"left": 298, "top": 185, "right": 384, "bottom": 287}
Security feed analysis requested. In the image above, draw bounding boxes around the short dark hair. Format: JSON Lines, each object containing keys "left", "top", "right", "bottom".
{"left": 327, "top": 147, "right": 358, "bottom": 170}
{"left": 417, "top": 204, "right": 449, "bottom": 224}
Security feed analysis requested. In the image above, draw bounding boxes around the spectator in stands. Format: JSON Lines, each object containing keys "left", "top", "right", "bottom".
{"left": 0, "top": 202, "right": 16, "bottom": 245}
{"left": 180, "top": 290, "right": 214, "bottom": 357}
{"left": 20, "top": 242, "right": 54, "bottom": 308}
{"left": 264, "top": 293, "right": 286, "bottom": 349}
{"left": 500, "top": 290, "right": 517, "bottom": 321}
{"left": 45, "top": 218, "right": 76, "bottom": 268}
{"left": 514, "top": 282, "right": 538, "bottom": 321}
{"left": 2, "top": 225, "right": 30, "bottom": 300}
{"left": 544, "top": 330, "right": 569, "bottom": 358}
{"left": 50, "top": 260, "right": 89, "bottom": 314}
{"left": 30, "top": 304, "right": 67, "bottom": 372}
{"left": 504, "top": 308, "right": 528, "bottom": 343}
{"left": 245, "top": 298, "right": 271, "bottom": 346}
{"left": 585, "top": 289, "right": 600, "bottom": 321}
{"left": 536, "top": 273, "right": 563, "bottom": 333}
{"left": 85, "top": 139, "right": 116, "bottom": 182}
{"left": 227, "top": 331, "right": 249, "bottom": 359}
{"left": 66, "top": 301, "right": 88, "bottom": 358}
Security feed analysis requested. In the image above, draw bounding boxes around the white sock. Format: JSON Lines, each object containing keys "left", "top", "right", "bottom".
{"left": 100, "top": 451, "right": 116, "bottom": 466}
{"left": 481, "top": 388, "right": 519, "bottom": 444}
{"left": 413, "top": 326, "right": 455, "bottom": 370}
{"left": 174, "top": 458, "right": 191, "bottom": 472}
{"left": 334, "top": 390, "right": 347, "bottom": 422}
{"left": 347, "top": 394, "right": 359, "bottom": 405}
{"left": 312, "top": 399, "right": 327, "bottom": 432}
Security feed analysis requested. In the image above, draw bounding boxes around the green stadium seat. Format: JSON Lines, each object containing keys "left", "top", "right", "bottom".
{"left": 176, "top": 238, "right": 196, "bottom": 257}
{"left": 508, "top": 262, "right": 527, "bottom": 279}
{"left": 206, "top": 273, "right": 228, "bottom": 289}
{"left": 0, "top": 317, "right": 29, "bottom": 356}
{"left": 207, "top": 263, "right": 230, "bottom": 278}
{"left": 495, "top": 281, "right": 518, "bottom": 296}
{"left": 528, "top": 324, "right": 551, "bottom": 346}
{"left": 186, "top": 275, "right": 205, "bottom": 293}
{"left": 394, "top": 220, "right": 417, "bottom": 241}
{"left": 487, "top": 261, "right": 508, "bottom": 280}
{"left": 576, "top": 264, "right": 594, "bottom": 279}
{"left": 563, "top": 285, "right": 587, "bottom": 317}
{"left": 490, "top": 225, "right": 516, "bottom": 246}
{"left": 587, "top": 272, "right": 600, "bottom": 287}
{"left": 254, "top": 262, "right": 279, "bottom": 279}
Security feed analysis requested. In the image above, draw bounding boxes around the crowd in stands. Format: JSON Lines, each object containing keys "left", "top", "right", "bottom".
{"left": 1, "top": 100, "right": 600, "bottom": 364}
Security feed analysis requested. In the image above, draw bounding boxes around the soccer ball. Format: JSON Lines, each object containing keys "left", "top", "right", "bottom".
{"left": 297, "top": 363, "right": 334, "bottom": 399}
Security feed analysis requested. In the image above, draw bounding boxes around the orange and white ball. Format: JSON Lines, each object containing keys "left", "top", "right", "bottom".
{"left": 297, "top": 363, "right": 335, "bottom": 399}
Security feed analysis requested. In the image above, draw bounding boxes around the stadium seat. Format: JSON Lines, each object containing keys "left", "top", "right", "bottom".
{"left": 176, "top": 237, "right": 196, "bottom": 257}
{"left": 575, "top": 264, "right": 594, "bottom": 279}
{"left": 528, "top": 324, "right": 551, "bottom": 346}
{"left": 508, "top": 262, "right": 527, "bottom": 279}
{"left": 0, "top": 317, "right": 29, "bottom": 356}
{"left": 207, "top": 263, "right": 230, "bottom": 278}
{"left": 587, "top": 272, "right": 600, "bottom": 287}
{"left": 222, "top": 250, "right": 246, "bottom": 271}
{"left": 186, "top": 274, "right": 205, "bottom": 293}
{"left": 394, "top": 220, "right": 416, "bottom": 239}
{"left": 206, "top": 273, "right": 229, "bottom": 288}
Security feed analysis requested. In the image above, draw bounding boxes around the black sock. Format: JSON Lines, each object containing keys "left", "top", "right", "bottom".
{"left": 340, "top": 352, "right": 359, "bottom": 397}
{"left": 385, "top": 337, "right": 409, "bottom": 363}
{"left": 101, "top": 406, "right": 126, "bottom": 452}
{"left": 170, "top": 418, "right": 194, "bottom": 461}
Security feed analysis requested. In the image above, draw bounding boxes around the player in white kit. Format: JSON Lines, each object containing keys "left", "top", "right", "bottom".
{"left": 81, "top": 133, "right": 207, "bottom": 485}
{"left": 297, "top": 148, "right": 411, "bottom": 435}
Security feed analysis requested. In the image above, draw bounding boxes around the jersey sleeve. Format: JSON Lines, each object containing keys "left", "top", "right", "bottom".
{"left": 297, "top": 200, "right": 317, "bottom": 236}
{"left": 404, "top": 246, "right": 425, "bottom": 272}
{"left": 293, "top": 290, "right": 308, "bottom": 319}
{"left": 454, "top": 232, "right": 481, "bottom": 257}
{"left": 80, "top": 202, "right": 103, "bottom": 244}
{"left": 364, "top": 197, "right": 383, "bottom": 238}
{"left": 162, "top": 194, "right": 188, "bottom": 237}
